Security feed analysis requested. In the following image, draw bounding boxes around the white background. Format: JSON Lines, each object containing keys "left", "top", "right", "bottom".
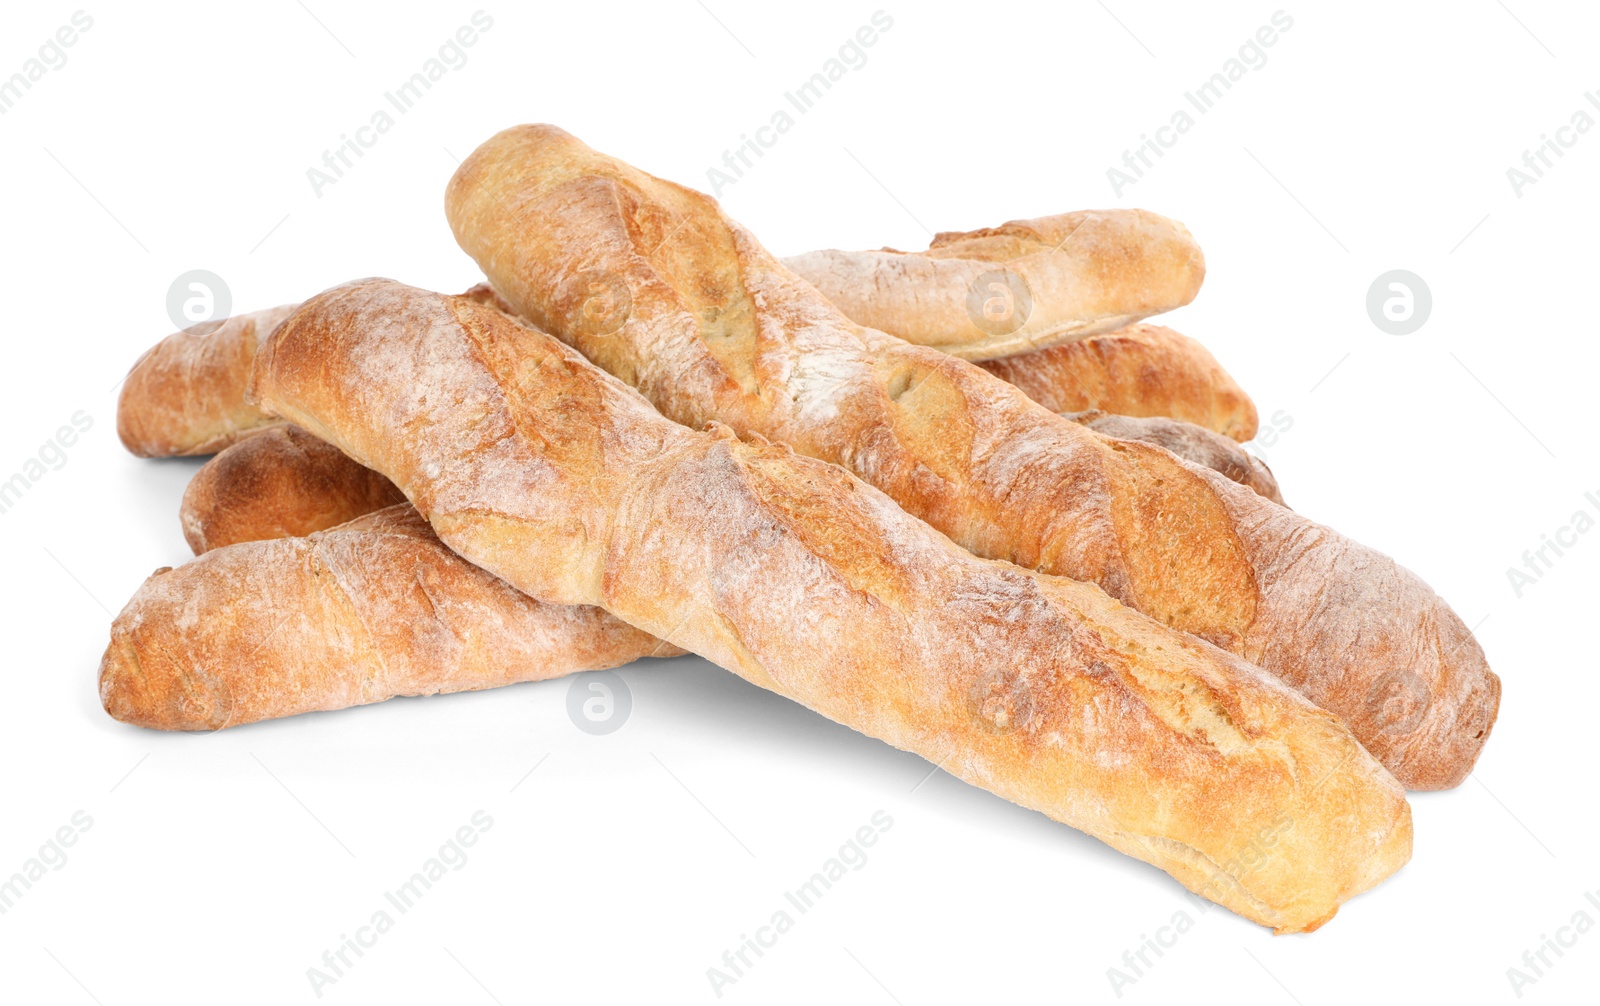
{"left": 0, "top": 1, "right": 1595, "bottom": 1003}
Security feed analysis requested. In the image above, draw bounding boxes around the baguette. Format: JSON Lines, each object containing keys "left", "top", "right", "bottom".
{"left": 171, "top": 345, "right": 1279, "bottom": 549}
{"left": 118, "top": 307, "right": 1245, "bottom": 461}
{"left": 782, "top": 212, "right": 1205, "bottom": 361}
{"left": 117, "top": 305, "right": 298, "bottom": 456}
{"left": 981, "top": 324, "right": 1261, "bottom": 441}
{"left": 180, "top": 424, "right": 404, "bottom": 553}
{"left": 100, "top": 504, "right": 679, "bottom": 731}
{"left": 117, "top": 286, "right": 513, "bottom": 458}
{"left": 443, "top": 124, "right": 1498, "bottom": 790}
{"left": 252, "top": 278, "right": 1411, "bottom": 933}
{"left": 1064, "top": 411, "right": 1283, "bottom": 506}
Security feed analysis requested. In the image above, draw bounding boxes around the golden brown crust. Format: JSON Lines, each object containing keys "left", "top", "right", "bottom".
{"left": 252, "top": 278, "right": 1412, "bottom": 933}
{"left": 980, "top": 324, "right": 1261, "bottom": 441}
{"left": 117, "top": 305, "right": 299, "bottom": 457}
{"left": 441, "top": 125, "right": 1498, "bottom": 790}
{"left": 1065, "top": 411, "right": 1284, "bottom": 505}
{"left": 100, "top": 504, "right": 678, "bottom": 731}
{"left": 177, "top": 403, "right": 1282, "bottom": 552}
{"left": 184, "top": 403, "right": 1284, "bottom": 548}
{"left": 117, "top": 287, "right": 513, "bottom": 459}
{"left": 180, "top": 425, "right": 406, "bottom": 554}
{"left": 782, "top": 211, "right": 1205, "bottom": 361}
{"left": 117, "top": 295, "right": 1241, "bottom": 462}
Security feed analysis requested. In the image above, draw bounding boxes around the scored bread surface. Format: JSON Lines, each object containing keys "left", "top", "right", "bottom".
{"left": 783, "top": 211, "right": 1206, "bottom": 361}
{"left": 100, "top": 504, "right": 679, "bottom": 730}
{"left": 441, "top": 124, "right": 1498, "bottom": 790}
{"left": 252, "top": 278, "right": 1413, "bottom": 932}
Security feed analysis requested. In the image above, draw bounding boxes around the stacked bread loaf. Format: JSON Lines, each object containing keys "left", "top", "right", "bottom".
{"left": 100, "top": 124, "right": 1499, "bottom": 933}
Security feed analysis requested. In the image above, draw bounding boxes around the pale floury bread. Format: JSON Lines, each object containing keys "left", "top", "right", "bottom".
{"left": 784, "top": 211, "right": 1206, "bottom": 361}
{"left": 442, "top": 124, "right": 1498, "bottom": 790}
{"left": 251, "top": 278, "right": 1412, "bottom": 933}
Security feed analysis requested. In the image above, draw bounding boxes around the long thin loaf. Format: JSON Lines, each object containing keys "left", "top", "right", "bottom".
{"left": 117, "top": 302, "right": 1252, "bottom": 459}
{"left": 782, "top": 211, "right": 1205, "bottom": 361}
{"left": 100, "top": 504, "right": 679, "bottom": 730}
{"left": 117, "top": 305, "right": 297, "bottom": 456}
{"left": 787, "top": 232, "right": 1257, "bottom": 439}
{"left": 443, "top": 124, "right": 1498, "bottom": 789}
{"left": 170, "top": 353, "right": 1281, "bottom": 553}
{"left": 116, "top": 286, "right": 514, "bottom": 458}
{"left": 252, "top": 278, "right": 1411, "bottom": 933}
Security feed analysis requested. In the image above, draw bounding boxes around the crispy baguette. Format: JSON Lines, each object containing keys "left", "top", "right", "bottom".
{"left": 1065, "top": 411, "right": 1284, "bottom": 506}
{"left": 171, "top": 308, "right": 1279, "bottom": 545}
{"left": 117, "top": 305, "right": 298, "bottom": 456}
{"left": 117, "top": 286, "right": 511, "bottom": 459}
{"left": 252, "top": 278, "right": 1411, "bottom": 933}
{"left": 442, "top": 124, "right": 1498, "bottom": 790}
{"left": 118, "top": 306, "right": 1245, "bottom": 463}
{"left": 982, "top": 324, "right": 1261, "bottom": 441}
{"left": 180, "top": 425, "right": 405, "bottom": 553}
{"left": 782, "top": 212, "right": 1205, "bottom": 361}
{"left": 100, "top": 504, "right": 679, "bottom": 731}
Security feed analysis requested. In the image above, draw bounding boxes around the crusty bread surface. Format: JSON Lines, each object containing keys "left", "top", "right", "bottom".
{"left": 442, "top": 125, "right": 1498, "bottom": 790}
{"left": 169, "top": 325, "right": 1277, "bottom": 543}
{"left": 100, "top": 504, "right": 679, "bottom": 731}
{"left": 252, "top": 278, "right": 1413, "bottom": 932}
{"left": 117, "top": 304, "right": 298, "bottom": 457}
{"left": 982, "top": 324, "right": 1261, "bottom": 441}
{"left": 180, "top": 424, "right": 405, "bottom": 553}
{"left": 1066, "top": 411, "right": 1284, "bottom": 505}
{"left": 783, "top": 211, "right": 1205, "bottom": 361}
